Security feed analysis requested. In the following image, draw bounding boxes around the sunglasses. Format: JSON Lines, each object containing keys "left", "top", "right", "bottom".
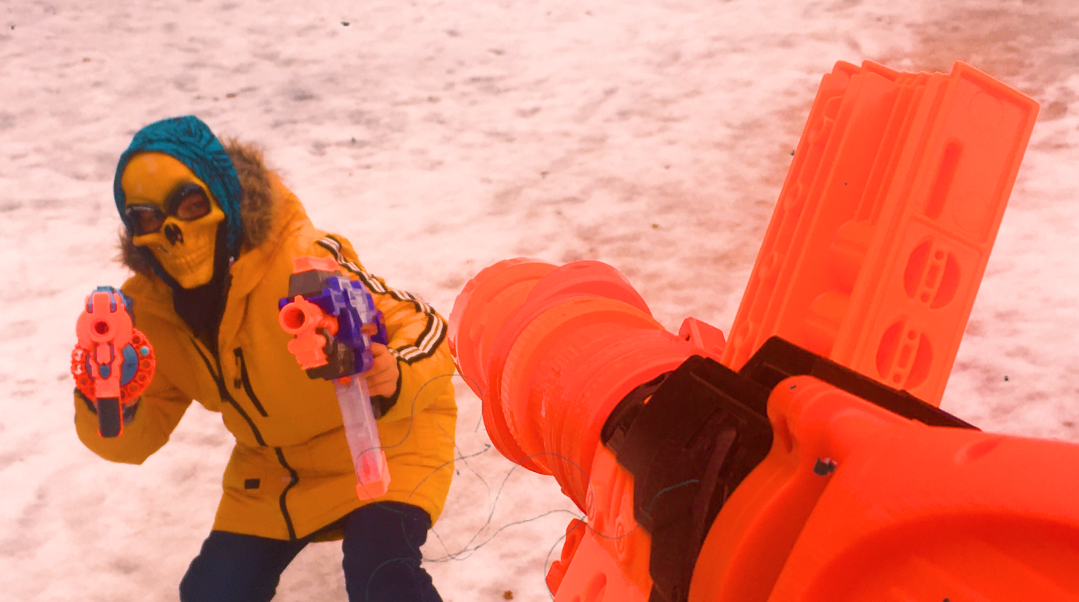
{"left": 123, "top": 182, "right": 214, "bottom": 235}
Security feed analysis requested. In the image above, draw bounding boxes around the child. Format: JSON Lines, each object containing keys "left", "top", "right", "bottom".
{"left": 73, "top": 115, "right": 456, "bottom": 602}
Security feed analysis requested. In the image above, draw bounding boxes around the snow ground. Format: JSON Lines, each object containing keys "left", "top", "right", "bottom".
{"left": 1, "top": 0, "right": 1077, "bottom": 600}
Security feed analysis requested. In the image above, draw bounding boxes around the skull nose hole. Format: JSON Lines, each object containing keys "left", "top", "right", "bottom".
{"left": 164, "top": 224, "right": 184, "bottom": 245}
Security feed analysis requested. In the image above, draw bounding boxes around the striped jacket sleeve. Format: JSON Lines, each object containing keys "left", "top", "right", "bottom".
{"left": 315, "top": 234, "right": 455, "bottom": 422}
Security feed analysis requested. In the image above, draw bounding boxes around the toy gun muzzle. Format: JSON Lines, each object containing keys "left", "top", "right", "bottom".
{"left": 72, "top": 288, "right": 156, "bottom": 438}
{"left": 279, "top": 294, "right": 340, "bottom": 371}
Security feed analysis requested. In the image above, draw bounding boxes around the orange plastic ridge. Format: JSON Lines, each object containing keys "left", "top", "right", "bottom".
{"left": 447, "top": 258, "right": 558, "bottom": 474}
{"left": 292, "top": 255, "right": 339, "bottom": 273}
{"left": 721, "top": 60, "right": 1040, "bottom": 406}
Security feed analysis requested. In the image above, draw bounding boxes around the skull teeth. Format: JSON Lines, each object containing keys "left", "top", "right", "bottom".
{"left": 161, "top": 244, "right": 212, "bottom": 272}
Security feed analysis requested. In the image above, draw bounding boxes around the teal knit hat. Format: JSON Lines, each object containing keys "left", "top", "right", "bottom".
{"left": 113, "top": 115, "right": 243, "bottom": 259}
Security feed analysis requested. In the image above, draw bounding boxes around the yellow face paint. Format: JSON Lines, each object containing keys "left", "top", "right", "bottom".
{"left": 121, "top": 152, "right": 226, "bottom": 289}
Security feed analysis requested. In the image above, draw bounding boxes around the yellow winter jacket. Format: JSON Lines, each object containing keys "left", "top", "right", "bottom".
{"left": 75, "top": 142, "right": 457, "bottom": 540}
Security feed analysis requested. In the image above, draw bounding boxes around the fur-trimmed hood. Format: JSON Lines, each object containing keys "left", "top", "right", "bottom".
{"left": 118, "top": 138, "right": 284, "bottom": 276}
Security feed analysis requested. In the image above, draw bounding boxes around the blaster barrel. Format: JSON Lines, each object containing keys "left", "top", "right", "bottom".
{"left": 450, "top": 258, "right": 705, "bottom": 507}
{"left": 450, "top": 259, "right": 733, "bottom": 601}
{"left": 279, "top": 295, "right": 328, "bottom": 335}
{"left": 279, "top": 295, "right": 339, "bottom": 371}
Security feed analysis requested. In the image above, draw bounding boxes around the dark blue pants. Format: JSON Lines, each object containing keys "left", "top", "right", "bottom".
{"left": 179, "top": 502, "right": 443, "bottom": 602}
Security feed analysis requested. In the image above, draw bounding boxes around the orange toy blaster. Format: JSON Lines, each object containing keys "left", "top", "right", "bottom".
{"left": 72, "top": 287, "right": 156, "bottom": 437}
{"left": 278, "top": 256, "right": 391, "bottom": 499}
{"left": 447, "top": 61, "right": 1079, "bottom": 601}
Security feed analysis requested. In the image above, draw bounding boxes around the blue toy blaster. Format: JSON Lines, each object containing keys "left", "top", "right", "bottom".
{"left": 278, "top": 256, "right": 391, "bottom": 499}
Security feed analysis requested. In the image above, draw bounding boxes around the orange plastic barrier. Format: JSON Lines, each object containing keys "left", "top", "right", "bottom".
{"left": 721, "top": 60, "right": 1040, "bottom": 406}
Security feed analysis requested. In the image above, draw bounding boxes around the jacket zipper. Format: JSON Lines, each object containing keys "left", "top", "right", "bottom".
{"left": 233, "top": 348, "right": 269, "bottom": 417}
{"left": 191, "top": 337, "right": 299, "bottom": 539}
{"left": 179, "top": 265, "right": 299, "bottom": 539}
{"left": 275, "top": 449, "right": 299, "bottom": 540}
{"left": 190, "top": 338, "right": 267, "bottom": 447}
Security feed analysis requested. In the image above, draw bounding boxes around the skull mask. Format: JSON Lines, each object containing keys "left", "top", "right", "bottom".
{"left": 121, "top": 152, "right": 226, "bottom": 289}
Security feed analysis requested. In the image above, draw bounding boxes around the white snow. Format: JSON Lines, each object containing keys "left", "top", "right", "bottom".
{"left": 2, "top": 0, "right": 1077, "bottom": 600}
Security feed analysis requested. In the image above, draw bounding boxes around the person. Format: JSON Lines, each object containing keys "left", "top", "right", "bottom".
{"left": 72, "top": 115, "right": 456, "bottom": 602}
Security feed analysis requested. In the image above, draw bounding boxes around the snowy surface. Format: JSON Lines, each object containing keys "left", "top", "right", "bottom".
{"left": 2, "top": 0, "right": 1078, "bottom": 600}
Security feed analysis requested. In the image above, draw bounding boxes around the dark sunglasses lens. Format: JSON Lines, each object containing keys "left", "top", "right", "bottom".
{"left": 125, "top": 206, "right": 166, "bottom": 235}
{"left": 175, "top": 189, "right": 212, "bottom": 220}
